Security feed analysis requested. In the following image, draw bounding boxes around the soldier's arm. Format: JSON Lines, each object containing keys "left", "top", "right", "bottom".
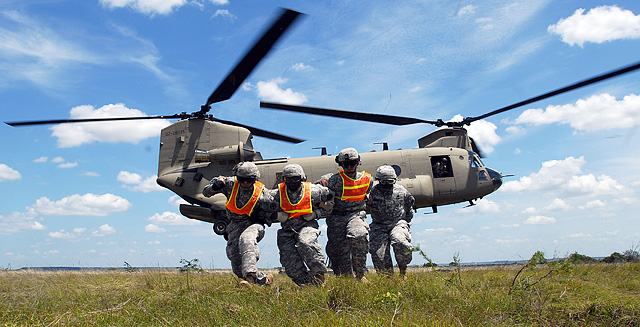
{"left": 404, "top": 190, "right": 416, "bottom": 222}
{"left": 203, "top": 176, "right": 233, "bottom": 197}
{"left": 310, "top": 184, "right": 334, "bottom": 218}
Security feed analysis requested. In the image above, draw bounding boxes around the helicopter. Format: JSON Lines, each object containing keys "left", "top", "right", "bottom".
{"left": 6, "top": 8, "right": 640, "bottom": 239}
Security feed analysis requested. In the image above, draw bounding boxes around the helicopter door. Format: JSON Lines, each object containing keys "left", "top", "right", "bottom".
{"left": 430, "top": 155, "right": 456, "bottom": 196}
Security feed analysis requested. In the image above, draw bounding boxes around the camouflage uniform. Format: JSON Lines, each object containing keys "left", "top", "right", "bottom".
{"left": 367, "top": 183, "right": 415, "bottom": 275}
{"left": 267, "top": 182, "right": 333, "bottom": 286}
{"left": 203, "top": 176, "right": 275, "bottom": 285}
{"left": 325, "top": 171, "right": 373, "bottom": 278}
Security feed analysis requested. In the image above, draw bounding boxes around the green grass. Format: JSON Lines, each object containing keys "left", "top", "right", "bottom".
{"left": 1, "top": 263, "right": 639, "bottom": 326}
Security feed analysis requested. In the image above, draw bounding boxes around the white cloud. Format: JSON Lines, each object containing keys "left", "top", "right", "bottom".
{"left": 99, "top": 0, "right": 188, "bottom": 16}
{"left": 548, "top": 5, "right": 640, "bottom": 47}
{"left": 210, "top": 0, "right": 229, "bottom": 5}
{"left": 448, "top": 115, "right": 501, "bottom": 154}
{"left": 291, "top": 63, "right": 313, "bottom": 71}
{"left": 51, "top": 157, "right": 65, "bottom": 163}
{"left": 30, "top": 193, "right": 132, "bottom": 216}
{"left": 92, "top": 224, "right": 116, "bottom": 237}
{"left": 513, "top": 93, "right": 640, "bottom": 132}
{"left": 544, "top": 198, "right": 571, "bottom": 211}
{"left": 254, "top": 78, "right": 308, "bottom": 105}
{"left": 168, "top": 195, "right": 188, "bottom": 207}
{"left": 457, "top": 5, "right": 476, "bottom": 17}
{"left": 524, "top": 215, "right": 557, "bottom": 225}
{"left": 580, "top": 199, "right": 607, "bottom": 210}
{"left": 33, "top": 157, "right": 48, "bottom": 163}
{"left": 50, "top": 104, "right": 170, "bottom": 148}
{"left": 148, "top": 211, "right": 201, "bottom": 226}
{"left": 522, "top": 207, "right": 537, "bottom": 215}
{"left": 0, "top": 211, "right": 46, "bottom": 235}
{"left": 49, "top": 230, "right": 73, "bottom": 239}
{"left": 0, "top": 164, "right": 21, "bottom": 182}
{"left": 58, "top": 162, "right": 78, "bottom": 169}
{"left": 118, "top": 171, "right": 165, "bottom": 193}
{"left": 73, "top": 227, "right": 86, "bottom": 233}
{"left": 456, "top": 198, "right": 500, "bottom": 214}
{"left": 145, "top": 224, "right": 167, "bottom": 233}
{"left": 501, "top": 156, "right": 630, "bottom": 198}
{"left": 211, "top": 9, "right": 235, "bottom": 20}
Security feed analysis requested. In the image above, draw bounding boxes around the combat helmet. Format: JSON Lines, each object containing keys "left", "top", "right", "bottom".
{"left": 233, "top": 162, "right": 260, "bottom": 179}
{"left": 335, "top": 148, "right": 360, "bottom": 164}
{"left": 375, "top": 165, "right": 397, "bottom": 181}
{"left": 282, "top": 163, "right": 306, "bottom": 180}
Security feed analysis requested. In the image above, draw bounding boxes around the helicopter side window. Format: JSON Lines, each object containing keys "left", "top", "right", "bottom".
{"left": 431, "top": 156, "right": 453, "bottom": 178}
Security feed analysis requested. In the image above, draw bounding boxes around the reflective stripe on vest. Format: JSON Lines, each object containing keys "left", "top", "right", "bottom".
{"left": 339, "top": 170, "right": 371, "bottom": 201}
{"left": 278, "top": 182, "right": 313, "bottom": 219}
{"left": 225, "top": 178, "right": 265, "bottom": 216}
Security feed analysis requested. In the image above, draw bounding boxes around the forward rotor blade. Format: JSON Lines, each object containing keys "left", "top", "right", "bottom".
{"left": 211, "top": 117, "right": 304, "bottom": 144}
{"left": 260, "top": 102, "right": 439, "bottom": 126}
{"left": 6, "top": 114, "right": 184, "bottom": 127}
{"left": 465, "top": 60, "right": 640, "bottom": 125}
{"left": 204, "top": 9, "right": 302, "bottom": 110}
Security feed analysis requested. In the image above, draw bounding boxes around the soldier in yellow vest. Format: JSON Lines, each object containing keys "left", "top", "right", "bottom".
{"left": 325, "top": 148, "right": 373, "bottom": 281}
{"left": 267, "top": 164, "right": 334, "bottom": 286}
{"left": 203, "top": 162, "right": 275, "bottom": 286}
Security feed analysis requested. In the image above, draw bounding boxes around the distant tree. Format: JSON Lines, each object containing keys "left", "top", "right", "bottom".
{"left": 601, "top": 252, "right": 625, "bottom": 263}
{"left": 567, "top": 252, "right": 597, "bottom": 264}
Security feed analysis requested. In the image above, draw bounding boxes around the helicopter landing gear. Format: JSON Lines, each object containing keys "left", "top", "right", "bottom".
{"left": 213, "top": 220, "right": 228, "bottom": 236}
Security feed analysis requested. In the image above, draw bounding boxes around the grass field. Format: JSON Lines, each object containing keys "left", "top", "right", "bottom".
{"left": 1, "top": 261, "right": 639, "bottom": 326}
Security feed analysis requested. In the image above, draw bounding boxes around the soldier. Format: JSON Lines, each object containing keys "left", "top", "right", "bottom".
{"left": 367, "top": 165, "right": 415, "bottom": 277}
{"left": 325, "top": 148, "right": 373, "bottom": 280}
{"left": 202, "top": 162, "right": 274, "bottom": 286}
{"left": 267, "top": 164, "right": 334, "bottom": 286}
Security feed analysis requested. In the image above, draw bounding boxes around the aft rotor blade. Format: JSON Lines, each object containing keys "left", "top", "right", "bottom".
{"left": 6, "top": 114, "right": 184, "bottom": 126}
{"left": 203, "top": 9, "right": 303, "bottom": 110}
{"left": 260, "top": 101, "right": 439, "bottom": 126}
{"left": 211, "top": 117, "right": 304, "bottom": 144}
{"left": 465, "top": 60, "right": 640, "bottom": 124}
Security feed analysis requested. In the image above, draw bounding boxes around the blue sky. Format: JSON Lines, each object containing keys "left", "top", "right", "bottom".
{"left": 1, "top": 0, "right": 639, "bottom": 269}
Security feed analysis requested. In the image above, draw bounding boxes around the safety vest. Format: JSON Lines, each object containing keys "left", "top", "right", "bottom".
{"left": 278, "top": 182, "right": 313, "bottom": 219}
{"left": 339, "top": 170, "right": 371, "bottom": 201}
{"left": 225, "top": 178, "right": 265, "bottom": 216}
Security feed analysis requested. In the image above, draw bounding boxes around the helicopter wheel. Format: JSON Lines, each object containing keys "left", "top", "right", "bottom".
{"left": 213, "top": 220, "right": 228, "bottom": 236}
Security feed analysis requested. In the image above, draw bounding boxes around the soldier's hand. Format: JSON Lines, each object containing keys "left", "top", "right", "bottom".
{"left": 211, "top": 178, "right": 225, "bottom": 190}
{"left": 276, "top": 212, "right": 289, "bottom": 223}
{"left": 302, "top": 211, "right": 318, "bottom": 221}
{"left": 319, "top": 200, "right": 334, "bottom": 211}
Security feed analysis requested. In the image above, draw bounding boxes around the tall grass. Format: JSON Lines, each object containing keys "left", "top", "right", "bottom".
{"left": 1, "top": 263, "right": 639, "bottom": 326}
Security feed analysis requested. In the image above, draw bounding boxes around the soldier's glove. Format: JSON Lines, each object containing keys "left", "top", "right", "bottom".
{"left": 210, "top": 178, "right": 225, "bottom": 190}
{"left": 302, "top": 210, "right": 318, "bottom": 221}
{"left": 276, "top": 212, "right": 289, "bottom": 223}
{"left": 319, "top": 200, "right": 334, "bottom": 211}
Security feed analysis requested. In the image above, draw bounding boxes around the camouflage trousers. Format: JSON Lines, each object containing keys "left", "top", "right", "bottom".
{"left": 326, "top": 210, "right": 370, "bottom": 278}
{"left": 226, "top": 221, "right": 270, "bottom": 284}
{"left": 369, "top": 219, "right": 412, "bottom": 275}
{"left": 277, "top": 219, "right": 327, "bottom": 286}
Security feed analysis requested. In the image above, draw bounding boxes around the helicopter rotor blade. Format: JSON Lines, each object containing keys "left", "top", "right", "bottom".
{"left": 260, "top": 101, "right": 440, "bottom": 126}
{"left": 5, "top": 114, "right": 185, "bottom": 127}
{"left": 210, "top": 117, "right": 304, "bottom": 144}
{"left": 202, "top": 9, "right": 303, "bottom": 113}
{"left": 462, "top": 60, "right": 640, "bottom": 125}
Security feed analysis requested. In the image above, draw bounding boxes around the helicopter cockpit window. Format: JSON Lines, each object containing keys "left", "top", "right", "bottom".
{"left": 431, "top": 156, "right": 453, "bottom": 178}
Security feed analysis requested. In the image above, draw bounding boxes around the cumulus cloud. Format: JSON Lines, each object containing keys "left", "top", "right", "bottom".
{"left": 524, "top": 215, "right": 557, "bottom": 225}
{"left": 548, "top": 5, "right": 640, "bottom": 47}
{"left": 212, "top": 9, "right": 236, "bottom": 20}
{"left": 501, "top": 156, "right": 630, "bottom": 198}
{"left": 92, "top": 224, "right": 116, "bottom": 237}
{"left": 253, "top": 78, "right": 308, "bottom": 105}
{"left": 33, "top": 157, "right": 48, "bottom": 163}
{"left": 512, "top": 93, "right": 640, "bottom": 132}
{"left": 448, "top": 115, "right": 501, "bottom": 154}
{"left": 50, "top": 104, "right": 171, "bottom": 148}
{"left": 0, "top": 211, "right": 46, "bottom": 235}
{"left": 148, "top": 211, "right": 201, "bottom": 226}
{"left": 544, "top": 198, "right": 571, "bottom": 211}
{"left": 456, "top": 198, "right": 500, "bottom": 214}
{"left": 145, "top": 223, "right": 167, "bottom": 233}
{"left": 580, "top": 199, "right": 607, "bottom": 210}
{"left": 29, "top": 193, "right": 132, "bottom": 216}
{"left": 118, "top": 171, "right": 165, "bottom": 193}
{"left": 99, "top": 0, "right": 188, "bottom": 16}
{"left": 0, "top": 164, "right": 21, "bottom": 182}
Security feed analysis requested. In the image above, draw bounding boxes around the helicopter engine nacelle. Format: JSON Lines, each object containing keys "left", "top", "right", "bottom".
{"left": 194, "top": 141, "right": 257, "bottom": 163}
{"left": 398, "top": 174, "right": 434, "bottom": 209}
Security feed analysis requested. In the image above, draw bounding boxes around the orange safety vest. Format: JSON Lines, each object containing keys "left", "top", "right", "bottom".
{"left": 278, "top": 182, "right": 313, "bottom": 219}
{"left": 339, "top": 170, "right": 371, "bottom": 201}
{"left": 225, "top": 178, "right": 265, "bottom": 216}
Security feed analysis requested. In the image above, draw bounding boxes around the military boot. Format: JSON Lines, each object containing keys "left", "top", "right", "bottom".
{"left": 240, "top": 273, "right": 257, "bottom": 286}
{"left": 313, "top": 273, "right": 325, "bottom": 286}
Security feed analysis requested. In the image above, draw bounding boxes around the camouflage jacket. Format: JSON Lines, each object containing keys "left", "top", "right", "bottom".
{"left": 367, "top": 183, "right": 415, "bottom": 224}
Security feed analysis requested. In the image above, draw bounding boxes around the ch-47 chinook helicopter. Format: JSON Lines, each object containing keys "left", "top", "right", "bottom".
{"left": 5, "top": 8, "right": 640, "bottom": 238}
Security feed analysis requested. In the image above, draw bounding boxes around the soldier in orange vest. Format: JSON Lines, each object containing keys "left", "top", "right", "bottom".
{"left": 203, "top": 162, "right": 275, "bottom": 286}
{"left": 325, "top": 148, "right": 373, "bottom": 281}
{"left": 267, "top": 164, "right": 334, "bottom": 286}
